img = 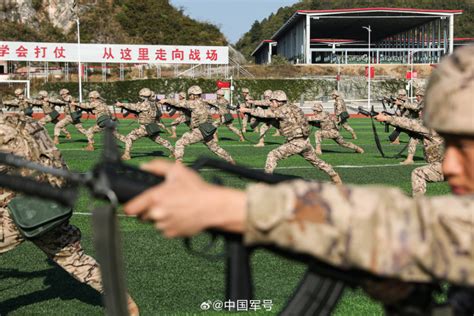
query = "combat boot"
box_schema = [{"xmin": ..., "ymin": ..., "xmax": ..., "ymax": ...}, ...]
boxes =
[
  {"xmin": 65, "ymin": 133, "xmax": 72, "ymax": 140},
  {"xmin": 400, "ymin": 158, "xmax": 414, "ymax": 165},
  {"xmin": 170, "ymin": 129, "xmax": 177, "ymax": 138},
  {"xmin": 239, "ymin": 135, "xmax": 245, "ymax": 142},
  {"xmin": 121, "ymin": 153, "xmax": 131, "ymax": 160},
  {"xmin": 331, "ymin": 174, "xmax": 343, "ymax": 185},
  {"xmin": 83, "ymin": 143, "xmax": 94, "ymax": 151},
  {"xmin": 253, "ymin": 139, "xmax": 265, "ymax": 147},
  {"xmin": 53, "ymin": 136, "xmax": 60, "ymax": 145},
  {"xmin": 356, "ymin": 147, "xmax": 364, "ymax": 154},
  {"xmin": 127, "ymin": 295, "xmax": 140, "ymax": 316},
  {"xmin": 351, "ymin": 132, "xmax": 357, "ymax": 140}
]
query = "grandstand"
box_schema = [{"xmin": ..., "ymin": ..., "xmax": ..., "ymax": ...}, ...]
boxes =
[{"xmin": 252, "ymin": 7, "xmax": 472, "ymax": 65}]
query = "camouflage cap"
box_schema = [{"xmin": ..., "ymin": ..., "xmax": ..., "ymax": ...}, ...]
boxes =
[
  {"xmin": 397, "ymin": 89, "xmax": 407, "ymax": 96},
  {"xmin": 312, "ymin": 102, "xmax": 323, "ymax": 112},
  {"xmin": 242, "ymin": 88, "xmax": 250, "ymax": 93},
  {"xmin": 139, "ymin": 88, "xmax": 152, "ymax": 98},
  {"xmin": 59, "ymin": 88, "xmax": 69, "ymax": 95},
  {"xmin": 188, "ymin": 85, "xmax": 202, "ymax": 95},
  {"xmin": 88, "ymin": 91, "xmax": 101, "ymax": 99},
  {"xmin": 178, "ymin": 91, "xmax": 186, "ymax": 98},
  {"xmin": 216, "ymin": 89, "xmax": 225, "ymax": 96},
  {"xmin": 38, "ymin": 90, "xmax": 48, "ymax": 98},
  {"xmin": 415, "ymin": 87, "xmax": 425, "ymax": 96},
  {"xmin": 270, "ymin": 90, "xmax": 287, "ymax": 102},
  {"xmin": 263, "ymin": 90, "xmax": 272, "ymax": 98},
  {"xmin": 14, "ymin": 88, "xmax": 23, "ymax": 95},
  {"xmin": 424, "ymin": 45, "xmax": 474, "ymax": 135}
]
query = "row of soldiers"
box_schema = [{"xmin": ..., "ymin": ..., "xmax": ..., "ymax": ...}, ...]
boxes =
[{"xmin": 2, "ymin": 81, "xmax": 438, "ymax": 193}]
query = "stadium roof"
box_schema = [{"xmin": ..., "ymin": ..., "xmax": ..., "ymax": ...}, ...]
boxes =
[{"xmin": 271, "ymin": 7, "xmax": 463, "ymax": 42}]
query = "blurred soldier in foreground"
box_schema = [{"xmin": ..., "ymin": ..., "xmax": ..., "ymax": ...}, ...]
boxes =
[
  {"xmin": 206, "ymin": 89, "xmax": 244, "ymax": 142},
  {"xmin": 160, "ymin": 86, "xmax": 235, "ymax": 163},
  {"xmin": 50, "ymin": 89, "xmax": 89, "ymax": 145},
  {"xmin": 169, "ymin": 92, "xmax": 190, "ymax": 138},
  {"xmin": 308, "ymin": 102, "xmax": 364, "ymax": 155},
  {"xmin": 397, "ymin": 88, "xmax": 425, "ymax": 164},
  {"xmin": 247, "ymin": 89, "xmax": 273, "ymax": 147},
  {"xmin": 116, "ymin": 88, "xmax": 175, "ymax": 160},
  {"xmin": 2, "ymin": 88, "xmax": 33, "ymax": 116},
  {"xmin": 0, "ymin": 113, "xmax": 139, "ymax": 315},
  {"xmin": 77, "ymin": 91, "xmax": 125, "ymax": 151},
  {"xmin": 26, "ymin": 90, "xmax": 71, "ymax": 140},
  {"xmin": 125, "ymin": 46, "xmax": 474, "ymax": 315},
  {"xmin": 240, "ymin": 90, "xmax": 341, "ymax": 183},
  {"xmin": 331, "ymin": 90, "xmax": 357, "ymax": 139}
]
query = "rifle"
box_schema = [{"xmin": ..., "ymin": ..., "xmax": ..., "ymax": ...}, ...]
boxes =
[{"xmin": 0, "ymin": 124, "xmax": 440, "ymax": 315}]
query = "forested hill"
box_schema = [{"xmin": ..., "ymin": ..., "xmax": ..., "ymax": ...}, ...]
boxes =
[
  {"xmin": 0, "ymin": 0, "xmax": 227, "ymax": 46},
  {"xmin": 236, "ymin": 0, "xmax": 474, "ymax": 59}
]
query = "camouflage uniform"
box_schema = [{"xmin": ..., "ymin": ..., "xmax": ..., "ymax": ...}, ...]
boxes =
[
  {"xmin": 26, "ymin": 91, "xmax": 71, "ymax": 139},
  {"xmin": 333, "ymin": 92, "xmax": 357, "ymax": 139},
  {"xmin": 2, "ymin": 89, "xmax": 33, "ymax": 116},
  {"xmin": 119, "ymin": 99, "xmax": 175, "ymax": 160},
  {"xmin": 386, "ymin": 115, "xmax": 444, "ymax": 196},
  {"xmin": 206, "ymin": 94, "xmax": 244, "ymax": 141},
  {"xmin": 240, "ymin": 89, "xmax": 255, "ymax": 133},
  {"xmin": 244, "ymin": 180, "xmax": 474, "ymax": 285},
  {"xmin": 400, "ymin": 94, "xmax": 425, "ymax": 164},
  {"xmin": 50, "ymin": 91, "xmax": 89, "ymax": 143},
  {"xmin": 309, "ymin": 106, "xmax": 364, "ymax": 155},
  {"xmin": 169, "ymin": 92, "xmax": 190, "ymax": 138},
  {"xmin": 163, "ymin": 90, "xmax": 234, "ymax": 163},
  {"xmin": 77, "ymin": 91, "xmax": 125, "ymax": 151},
  {"xmin": 248, "ymin": 90, "xmax": 273, "ymax": 147},
  {"xmin": 0, "ymin": 114, "xmax": 103, "ymax": 293},
  {"xmin": 248, "ymin": 91, "xmax": 341, "ymax": 183}
]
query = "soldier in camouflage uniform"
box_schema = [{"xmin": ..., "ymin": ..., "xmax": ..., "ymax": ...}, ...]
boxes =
[
  {"xmin": 77, "ymin": 91, "xmax": 126, "ymax": 151},
  {"xmin": 206, "ymin": 89, "xmax": 244, "ymax": 142},
  {"xmin": 241, "ymin": 90, "xmax": 342, "ymax": 183},
  {"xmin": 389, "ymin": 89, "xmax": 410, "ymax": 145},
  {"xmin": 116, "ymin": 88, "xmax": 175, "ymax": 160},
  {"xmin": 240, "ymin": 88, "xmax": 257, "ymax": 133},
  {"xmin": 50, "ymin": 88, "xmax": 89, "ymax": 145},
  {"xmin": 375, "ymin": 105, "xmax": 444, "ymax": 196},
  {"xmin": 331, "ymin": 90, "xmax": 357, "ymax": 139},
  {"xmin": 160, "ymin": 86, "xmax": 235, "ymax": 163},
  {"xmin": 0, "ymin": 113, "xmax": 139, "ymax": 315},
  {"xmin": 169, "ymin": 91, "xmax": 190, "ymax": 139},
  {"xmin": 397, "ymin": 88, "xmax": 425, "ymax": 165},
  {"xmin": 26, "ymin": 90, "xmax": 71, "ymax": 140},
  {"xmin": 247, "ymin": 89, "xmax": 273, "ymax": 147},
  {"xmin": 309, "ymin": 102, "xmax": 364, "ymax": 155},
  {"xmin": 125, "ymin": 46, "xmax": 474, "ymax": 315},
  {"xmin": 2, "ymin": 88, "xmax": 33, "ymax": 117}
]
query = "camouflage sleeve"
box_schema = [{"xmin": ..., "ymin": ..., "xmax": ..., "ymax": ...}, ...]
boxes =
[
  {"xmin": 2, "ymin": 100, "xmax": 19, "ymax": 107},
  {"xmin": 244, "ymin": 180, "xmax": 474, "ymax": 285},
  {"xmin": 122, "ymin": 101, "xmax": 146, "ymax": 112},
  {"xmin": 250, "ymin": 107, "xmax": 283, "ymax": 119},
  {"xmin": 26, "ymin": 99, "xmax": 43, "ymax": 106},
  {"xmin": 252, "ymin": 100, "xmax": 269, "ymax": 106},
  {"xmin": 163, "ymin": 99, "xmax": 188, "ymax": 109},
  {"xmin": 387, "ymin": 116, "xmax": 431, "ymax": 137},
  {"xmin": 401, "ymin": 102, "xmax": 419, "ymax": 111},
  {"xmin": 77, "ymin": 102, "xmax": 94, "ymax": 110}
]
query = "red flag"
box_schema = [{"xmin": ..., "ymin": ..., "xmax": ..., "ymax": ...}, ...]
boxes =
[{"xmin": 217, "ymin": 80, "xmax": 230, "ymax": 88}]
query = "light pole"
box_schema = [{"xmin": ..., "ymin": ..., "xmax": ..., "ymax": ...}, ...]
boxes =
[
  {"xmin": 363, "ymin": 25, "xmax": 372, "ymax": 109},
  {"xmin": 73, "ymin": 2, "xmax": 83, "ymax": 103}
]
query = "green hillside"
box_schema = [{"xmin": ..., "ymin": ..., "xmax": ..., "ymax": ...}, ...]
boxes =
[{"xmin": 236, "ymin": 0, "xmax": 474, "ymax": 59}]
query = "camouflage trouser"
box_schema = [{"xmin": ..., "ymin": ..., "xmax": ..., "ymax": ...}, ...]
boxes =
[
  {"xmin": 407, "ymin": 137, "xmax": 419, "ymax": 156},
  {"xmin": 40, "ymin": 114, "xmax": 69, "ymax": 136},
  {"xmin": 242, "ymin": 114, "xmax": 256, "ymax": 131},
  {"xmin": 265, "ymin": 138, "xmax": 339, "ymax": 179},
  {"xmin": 0, "ymin": 207, "xmax": 103, "ymax": 293},
  {"xmin": 53, "ymin": 115, "xmax": 88, "ymax": 137},
  {"xmin": 340, "ymin": 122, "xmax": 356, "ymax": 135},
  {"xmin": 124, "ymin": 125, "xmax": 174, "ymax": 156},
  {"xmin": 315, "ymin": 130, "xmax": 361, "ymax": 151},
  {"xmin": 259, "ymin": 123, "xmax": 270, "ymax": 140},
  {"xmin": 213, "ymin": 117, "xmax": 244, "ymax": 139},
  {"xmin": 175, "ymin": 128, "xmax": 234, "ymax": 163},
  {"xmin": 85, "ymin": 124, "xmax": 125, "ymax": 144},
  {"xmin": 171, "ymin": 115, "xmax": 187, "ymax": 127},
  {"xmin": 411, "ymin": 162, "xmax": 444, "ymax": 196}
]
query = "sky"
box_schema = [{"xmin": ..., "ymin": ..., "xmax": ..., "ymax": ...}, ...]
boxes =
[{"xmin": 169, "ymin": 0, "xmax": 300, "ymax": 44}]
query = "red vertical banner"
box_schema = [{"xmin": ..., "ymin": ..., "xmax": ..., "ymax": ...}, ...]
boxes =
[{"xmin": 365, "ymin": 66, "xmax": 375, "ymax": 79}]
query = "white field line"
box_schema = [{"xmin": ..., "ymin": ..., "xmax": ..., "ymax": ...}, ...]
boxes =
[{"xmin": 75, "ymin": 212, "xmax": 135, "ymax": 217}]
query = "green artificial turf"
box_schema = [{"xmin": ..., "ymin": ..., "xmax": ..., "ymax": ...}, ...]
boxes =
[{"xmin": 0, "ymin": 118, "xmax": 449, "ymax": 315}]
